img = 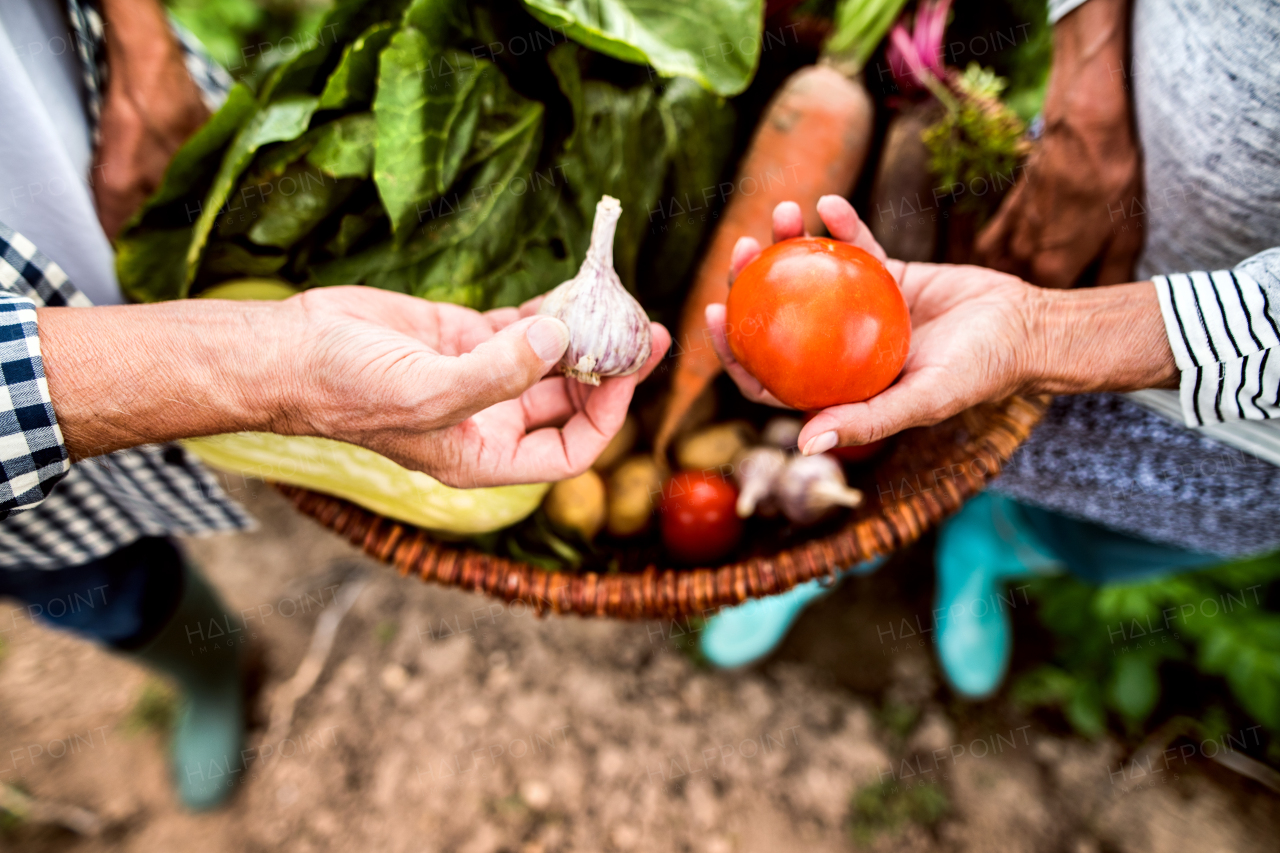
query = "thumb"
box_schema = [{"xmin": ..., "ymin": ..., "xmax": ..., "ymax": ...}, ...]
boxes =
[{"xmin": 436, "ymin": 315, "xmax": 569, "ymax": 419}]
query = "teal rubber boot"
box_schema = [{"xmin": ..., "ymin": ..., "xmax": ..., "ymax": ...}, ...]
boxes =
[
  {"xmin": 700, "ymin": 558, "xmax": 884, "ymax": 669},
  {"xmin": 934, "ymin": 493, "xmax": 1062, "ymax": 698},
  {"xmin": 125, "ymin": 564, "xmax": 245, "ymax": 810}
]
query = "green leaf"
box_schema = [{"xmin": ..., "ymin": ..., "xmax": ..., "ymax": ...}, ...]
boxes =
[
  {"xmin": 549, "ymin": 46, "xmax": 669, "ymax": 291},
  {"xmin": 1065, "ymin": 682, "xmax": 1107, "ymax": 739},
  {"xmin": 374, "ymin": 32, "xmax": 492, "ymax": 240},
  {"xmin": 115, "ymin": 228, "xmax": 193, "ymax": 303},
  {"xmin": 644, "ymin": 75, "xmax": 735, "ymax": 302},
  {"xmin": 184, "ymin": 95, "xmax": 320, "ymax": 294},
  {"xmin": 247, "ymin": 164, "xmax": 360, "ymax": 249},
  {"xmin": 318, "ymin": 22, "xmax": 397, "ymax": 110},
  {"xmin": 306, "ymin": 112, "xmax": 377, "ymax": 179},
  {"xmin": 520, "ymin": 0, "xmax": 765, "ymax": 96},
  {"xmin": 1108, "ymin": 654, "xmax": 1161, "ymax": 725},
  {"xmin": 318, "ymin": 92, "xmax": 545, "ymax": 304},
  {"xmin": 125, "ymin": 83, "xmax": 258, "ymax": 230},
  {"xmin": 200, "ymin": 240, "xmax": 290, "ymax": 280},
  {"xmin": 262, "ymin": 0, "xmax": 414, "ymax": 101},
  {"xmin": 324, "ymin": 203, "xmax": 386, "ymax": 258}
]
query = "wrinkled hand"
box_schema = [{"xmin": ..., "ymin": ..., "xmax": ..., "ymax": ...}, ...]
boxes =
[
  {"xmin": 707, "ymin": 197, "xmax": 1038, "ymax": 454},
  {"xmin": 94, "ymin": 0, "xmax": 211, "ymax": 237},
  {"xmin": 286, "ymin": 287, "xmax": 669, "ymax": 488},
  {"xmin": 971, "ymin": 0, "xmax": 1141, "ymax": 288}
]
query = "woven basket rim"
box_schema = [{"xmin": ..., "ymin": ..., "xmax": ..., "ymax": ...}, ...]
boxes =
[{"xmin": 273, "ymin": 395, "xmax": 1049, "ymax": 620}]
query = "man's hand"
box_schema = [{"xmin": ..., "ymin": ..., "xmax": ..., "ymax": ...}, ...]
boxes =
[
  {"xmin": 93, "ymin": 0, "xmax": 211, "ymax": 238},
  {"xmin": 972, "ymin": 0, "xmax": 1142, "ymax": 288},
  {"xmin": 706, "ymin": 196, "xmax": 1176, "ymax": 455},
  {"xmin": 287, "ymin": 288, "xmax": 670, "ymax": 487},
  {"xmin": 38, "ymin": 288, "xmax": 670, "ymax": 488}
]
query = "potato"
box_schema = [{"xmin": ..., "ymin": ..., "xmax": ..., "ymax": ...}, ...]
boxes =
[
  {"xmin": 607, "ymin": 455, "xmax": 663, "ymax": 537},
  {"xmin": 674, "ymin": 422, "xmax": 756, "ymax": 472},
  {"xmin": 543, "ymin": 470, "xmax": 606, "ymax": 541}
]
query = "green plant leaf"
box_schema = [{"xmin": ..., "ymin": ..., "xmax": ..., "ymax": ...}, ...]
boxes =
[
  {"xmin": 247, "ymin": 164, "xmax": 361, "ymax": 249},
  {"xmin": 126, "ymin": 83, "xmax": 258, "ymax": 230},
  {"xmin": 115, "ymin": 228, "xmax": 194, "ymax": 303},
  {"xmin": 314, "ymin": 87, "xmax": 545, "ymax": 304},
  {"xmin": 318, "ymin": 21, "xmax": 397, "ymax": 110},
  {"xmin": 261, "ymin": 0, "xmax": 414, "ymax": 101},
  {"xmin": 520, "ymin": 0, "xmax": 765, "ymax": 96},
  {"xmin": 200, "ymin": 240, "xmax": 290, "ymax": 280},
  {"xmin": 1108, "ymin": 654, "xmax": 1161, "ymax": 725},
  {"xmin": 306, "ymin": 112, "xmax": 377, "ymax": 179},
  {"xmin": 374, "ymin": 31, "xmax": 492, "ymax": 240},
  {"xmin": 184, "ymin": 95, "xmax": 321, "ymax": 293}
]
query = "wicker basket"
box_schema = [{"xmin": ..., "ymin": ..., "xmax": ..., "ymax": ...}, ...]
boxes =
[{"xmin": 273, "ymin": 395, "xmax": 1048, "ymax": 619}]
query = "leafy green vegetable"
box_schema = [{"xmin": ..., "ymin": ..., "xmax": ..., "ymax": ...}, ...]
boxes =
[
  {"xmin": 374, "ymin": 40, "xmax": 491, "ymax": 240},
  {"xmin": 185, "ymin": 95, "xmax": 321, "ymax": 291},
  {"xmin": 1014, "ymin": 549, "xmax": 1280, "ymax": 748},
  {"xmin": 306, "ymin": 111, "xmax": 377, "ymax": 178},
  {"xmin": 318, "ymin": 21, "xmax": 397, "ymax": 110},
  {"xmin": 124, "ymin": 0, "xmax": 750, "ymax": 314},
  {"xmin": 520, "ymin": 0, "xmax": 765, "ymax": 96},
  {"xmin": 922, "ymin": 64, "xmax": 1028, "ymax": 217},
  {"xmin": 115, "ymin": 229, "xmax": 194, "ymax": 304}
]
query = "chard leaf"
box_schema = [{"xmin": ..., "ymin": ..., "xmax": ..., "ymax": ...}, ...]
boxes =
[
  {"xmin": 644, "ymin": 76, "xmax": 735, "ymax": 302},
  {"xmin": 374, "ymin": 35, "xmax": 492, "ymax": 241},
  {"xmin": 520, "ymin": 0, "xmax": 765, "ymax": 96},
  {"xmin": 325, "ymin": 203, "xmax": 385, "ymax": 258},
  {"xmin": 548, "ymin": 44, "xmax": 667, "ymax": 292},
  {"xmin": 125, "ymin": 84, "xmax": 258, "ymax": 230},
  {"xmin": 318, "ymin": 22, "xmax": 397, "ymax": 110},
  {"xmin": 200, "ymin": 241, "xmax": 290, "ymax": 280},
  {"xmin": 306, "ymin": 112, "xmax": 377, "ymax": 179},
  {"xmin": 247, "ymin": 164, "xmax": 360, "ymax": 249},
  {"xmin": 184, "ymin": 95, "xmax": 320, "ymax": 294},
  {"xmin": 115, "ymin": 228, "xmax": 192, "ymax": 303},
  {"xmin": 313, "ymin": 92, "xmax": 544, "ymax": 303},
  {"xmin": 262, "ymin": 0, "xmax": 413, "ymax": 101}
]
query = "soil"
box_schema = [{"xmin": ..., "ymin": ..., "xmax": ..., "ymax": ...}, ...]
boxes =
[{"xmin": 2, "ymin": 479, "xmax": 1277, "ymax": 852}]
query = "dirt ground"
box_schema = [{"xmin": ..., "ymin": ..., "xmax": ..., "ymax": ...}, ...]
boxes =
[{"xmin": 2, "ymin": 478, "xmax": 1277, "ymax": 852}]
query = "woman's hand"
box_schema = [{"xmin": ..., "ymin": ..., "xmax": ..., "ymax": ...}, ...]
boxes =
[
  {"xmin": 705, "ymin": 196, "xmax": 1175, "ymax": 456},
  {"xmin": 40, "ymin": 288, "xmax": 669, "ymax": 488},
  {"xmin": 971, "ymin": 0, "xmax": 1142, "ymax": 288},
  {"xmin": 286, "ymin": 287, "xmax": 669, "ymax": 487}
]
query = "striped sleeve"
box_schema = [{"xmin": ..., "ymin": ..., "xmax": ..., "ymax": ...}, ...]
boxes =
[{"xmin": 1153, "ymin": 258, "xmax": 1280, "ymax": 427}]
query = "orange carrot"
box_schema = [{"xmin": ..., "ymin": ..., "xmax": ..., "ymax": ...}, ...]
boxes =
[{"xmin": 654, "ymin": 65, "xmax": 874, "ymax": 459}]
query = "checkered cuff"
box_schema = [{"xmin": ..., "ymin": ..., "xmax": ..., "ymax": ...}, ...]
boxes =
[{"xmin": 0, "ymin": 295, "xmax": 69, "ymax": 518}]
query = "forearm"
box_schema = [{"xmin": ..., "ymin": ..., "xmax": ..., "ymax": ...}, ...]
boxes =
[
  {"xmin": 38, "ymin": 301, "xmax": 303, "ymax": 459},
  {"xmin": 1027, "ymin": 281, "xmax": 1178, "ymax": 395},
  {"xmin": 1046, "ymin": 0, "xmax": 1131, "ymax": 137}
]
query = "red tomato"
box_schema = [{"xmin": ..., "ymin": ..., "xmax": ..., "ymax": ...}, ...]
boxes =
[
  {"xmin": 802, "ymin": 413, "xmax": 891, "ymax": 463},
  {"xmin": 660, "ymin": 472, "xmax": 743, "ymax": 564},
  {"xmin": 725, "ymin": 237, "xmax": 910, "ymax": 411}
]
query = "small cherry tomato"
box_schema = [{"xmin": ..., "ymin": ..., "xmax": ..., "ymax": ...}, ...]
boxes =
[
  {"xmin": 660, "ymin": 472, "xmax": 743, "ymax": 564},
  {"xmin": 726, "ymin": 237, "xmax": 910, "ymax": 410},
  {"xmin": 803, "ymin": 413, "xmax": 891, "ymax": 463}
]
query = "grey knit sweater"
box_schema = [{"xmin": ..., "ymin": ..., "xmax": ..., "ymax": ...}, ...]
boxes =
[{"xmin": 992, "ymin": 0, "xmax": 1280, "ymax": 556}]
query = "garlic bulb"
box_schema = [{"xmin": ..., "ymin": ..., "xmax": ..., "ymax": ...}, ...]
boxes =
[
  {"xmin": 776, "ymin": 453, "xmax": 863, "ymax": 525},
  {"xmin": 732, "ymin": 446, "xmax": 787, "ymax": 518},
  {"xmin": 539, "ymin": 195, "xmax": 652, "ymax": 385},
  {"xmin": 761, "ymin": 416, "xmax": 803, "ymax": 450}
]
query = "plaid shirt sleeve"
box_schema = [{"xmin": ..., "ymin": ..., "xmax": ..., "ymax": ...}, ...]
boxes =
[{"xmin": 0, "ymin": 226, "xmax": 91, "ymax": 519}]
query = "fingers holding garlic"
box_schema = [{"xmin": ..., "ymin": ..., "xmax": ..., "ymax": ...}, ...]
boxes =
[{"xmin": 539, "ymin": 195, "xmax": 653, "ymax": 386}]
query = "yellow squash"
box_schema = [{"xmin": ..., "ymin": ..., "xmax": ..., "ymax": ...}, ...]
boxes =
[{"xmin": 184, "ymin": 279, "xmax": 548, "ymax": 534}]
